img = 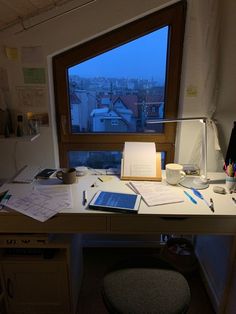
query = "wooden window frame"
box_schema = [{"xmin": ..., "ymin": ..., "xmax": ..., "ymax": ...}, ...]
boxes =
[{"xmin": 53, "ymin": 1, "xmax": 186, "ymax": 167}]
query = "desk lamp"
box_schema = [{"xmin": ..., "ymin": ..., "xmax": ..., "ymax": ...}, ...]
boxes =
[{"xmin": 146, "ymin": 117, "xmax": 209, "ymax": 189}]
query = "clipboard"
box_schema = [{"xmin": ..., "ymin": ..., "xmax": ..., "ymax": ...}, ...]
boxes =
[{"xmin": 120, "ymin": 152, "xmax": 162, "ymax": 181}]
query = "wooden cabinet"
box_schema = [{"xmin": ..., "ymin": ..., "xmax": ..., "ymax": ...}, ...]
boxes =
[
  {"xmin": 0, "ymin": 274, "xmax": 7, "ymax": 314},
  {"xmin": 0, "ymin": 234, "xmax": 83, "ymax": 314}
]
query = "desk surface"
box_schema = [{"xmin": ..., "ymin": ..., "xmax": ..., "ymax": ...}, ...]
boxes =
[{"xmin": 0, "ymin": 172, "xmax": 235, "ymax": 235}]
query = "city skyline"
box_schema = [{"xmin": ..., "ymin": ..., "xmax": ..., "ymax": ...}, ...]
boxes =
[{"xmin": 68, "ymin": 26, "xmax": 168, "ymax": 85}]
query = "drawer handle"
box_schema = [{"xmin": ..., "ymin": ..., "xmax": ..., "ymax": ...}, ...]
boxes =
[{"xmin": 160, "ymin": 217, "xmax": 188, "ymax": 221}]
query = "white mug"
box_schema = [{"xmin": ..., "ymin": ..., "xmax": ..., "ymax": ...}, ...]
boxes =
[{"xmin": 165, "ymin": 163, "xmax": 186, "ymax": 185}]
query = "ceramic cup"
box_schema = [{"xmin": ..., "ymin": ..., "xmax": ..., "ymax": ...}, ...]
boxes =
[
  {"xmin": 165, "ymin": 163, "xmax": 186, "ymax": 185},
  {"xmin": 225, "ymin": 175, "xmax": 236, "ymax": 192},
  {"xmin": 56, "ymin": 168, "xmax": 77, "ymax": 184}
]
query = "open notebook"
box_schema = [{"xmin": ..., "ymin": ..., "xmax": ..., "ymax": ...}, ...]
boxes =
[{"xmin": 129, "ymin": 181, "xmax": 184, "ymax": 206}]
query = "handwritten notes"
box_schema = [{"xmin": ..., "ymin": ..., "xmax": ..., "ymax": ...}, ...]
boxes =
[{"xmin": 129, "ymin": 181, "xmax": 184, "ymax": 206}]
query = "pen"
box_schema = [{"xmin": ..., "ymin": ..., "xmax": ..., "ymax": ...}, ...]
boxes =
[
  {"xmin": 210, "ymin": 198, "xmax": 214, "ymax": 212},
  {"xmin": 191, "ymin": 188, "xmax": 212, "ymax": 211},
  {"xmin": 0, "ymin": 193, "xmax": 11, "ymax": 206},
  {"xmin": 184, "ymin": 191, "xmax": 197, "ymax": 204},
  {"xmin": 232, "ymin": 197, "xmax": 236, "ymax": 204},
  {"xmin": 0, "ymin": 190, "xmax": 9, "ymax": 202},
  {"xmin": 83, "ymin": 190, "xmax": 88, "ymax": 205}
]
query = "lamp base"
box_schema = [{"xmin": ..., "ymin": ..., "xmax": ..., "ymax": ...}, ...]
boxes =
[{"xmin": 179, "ymin": 176, "xmax": 209, "ymax": 190}]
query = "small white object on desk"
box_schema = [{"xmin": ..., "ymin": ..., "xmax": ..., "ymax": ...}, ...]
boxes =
[
  {"xmin": 213, "ymin": 186, "xmax": 226, "ymax": 194},
  {"xmin": 76, "ymin": 166, "xmax": 88, "ymax": 176}
]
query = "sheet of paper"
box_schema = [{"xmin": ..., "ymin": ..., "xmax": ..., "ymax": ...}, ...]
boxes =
[
  {"xmin": 129, "ymin": 181, "xmax": 184, "ymax": 206},
  {"xmin": 5, "ymin": 186, "xmax": 72, "ymax": 222},
  {"xmin": 23, "ymin": 67, "xmax": 46, "ymax": 84},
  {"xmin": 123, "ymin": 142, "xmax": 156, "ymax": 177},
  {"xmin": 5, "ymin": 47, "xmax": 18, "ymax": 60},
  {"xmin": 21, "ymin": 46, "xmax": 44, "ymax": 64},
  {"xmin": 16, "ymin": 86, "xmax": 47, "ymax": 111}
]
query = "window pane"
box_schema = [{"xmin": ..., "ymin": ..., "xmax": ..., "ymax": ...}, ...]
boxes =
[
  {"xmin": 68, "ymin": 151, "xmax": 122, "ymax": 170},
  {"xmin": 68, "ymin": 151, "xmax": 166, "ymax": 170},
  {"xmin": 68, "ymin": 26, "xmax": 168, "ymax": 134}
]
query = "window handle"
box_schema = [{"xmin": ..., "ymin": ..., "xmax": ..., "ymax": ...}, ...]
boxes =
[{"xmin": 61, "ymin": 115, "xmax": 67, "ymax": 135}]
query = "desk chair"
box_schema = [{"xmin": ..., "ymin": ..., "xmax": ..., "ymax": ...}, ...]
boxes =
[{"xmin": 102, "ymin": 267, "xmax": 190, "ymax": 314}]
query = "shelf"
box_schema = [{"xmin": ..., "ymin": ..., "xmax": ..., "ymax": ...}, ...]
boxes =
[{"xmin": 0, "ymin": 133, "xmax": 40, "ymax": 142}]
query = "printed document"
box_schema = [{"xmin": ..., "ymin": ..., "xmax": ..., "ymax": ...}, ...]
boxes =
[
  {"xmin": 129, "ymin": 181, "xmax": 184, "ymax": 206},
  {"xmin": 5, "ymin": 185, "xmax": 72, "ymax": 222},
  {"xmin": 123, "ymin": 142, "xmax": 156, "ymax": 177}
]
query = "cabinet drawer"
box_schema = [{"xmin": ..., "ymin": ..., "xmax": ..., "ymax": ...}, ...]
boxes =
[{"xmin": 109, "ymin": 215, "xmax": 236, "ymax": 234}]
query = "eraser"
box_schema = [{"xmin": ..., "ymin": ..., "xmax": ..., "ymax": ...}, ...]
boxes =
[{"xmin": 213, "ymin": 186, "xmax": 226, "ymax": 194}]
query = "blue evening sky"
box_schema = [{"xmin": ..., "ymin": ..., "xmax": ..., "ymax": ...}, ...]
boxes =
[{"xmin": 68, "ymin": 26, "xmax": 168, "ymax": 85}]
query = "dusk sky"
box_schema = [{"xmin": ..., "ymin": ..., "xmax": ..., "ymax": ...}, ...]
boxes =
[{"xmin": 68, "ymin": 26, "xmax": 168, "ymax": 85}]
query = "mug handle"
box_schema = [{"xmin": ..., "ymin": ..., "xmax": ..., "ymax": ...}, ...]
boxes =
[
  {"xmin": 179, "ymin": 171, "xmax": 186, "ymax": 182},
  {"xmin": 56, "ymin": 171, "xmax": 63, "ymax": 180}
]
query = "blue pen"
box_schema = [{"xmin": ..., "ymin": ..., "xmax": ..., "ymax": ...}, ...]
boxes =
[
  {"xmin": 191, "ymin": 188, "xmax": 211, "ymax": 208},
  {"xmin": 184, "ymin": 191, "xmax": 197, "ymax": 204}
]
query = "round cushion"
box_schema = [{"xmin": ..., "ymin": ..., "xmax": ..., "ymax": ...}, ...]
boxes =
[{"xmin": 102, "ymin": 268, "xmax": 191, "ymax": 314}]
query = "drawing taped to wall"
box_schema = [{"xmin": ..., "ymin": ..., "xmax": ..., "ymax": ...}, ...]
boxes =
[{"xmin": 16, "ymin": 86, "xmax": 47, "ymax": 111}]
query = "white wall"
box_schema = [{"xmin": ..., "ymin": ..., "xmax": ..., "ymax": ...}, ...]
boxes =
[
  {"xmin": 0, "ymin": 0, "xmax": 179, "ymax": 179},
  {"xmin": 195, "ymin": 1, "xmax": 236, "ymax": 312}
]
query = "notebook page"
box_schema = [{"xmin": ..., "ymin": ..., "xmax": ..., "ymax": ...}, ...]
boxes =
[
  {"xmin": 129, "ymin": 181, "xmax": 184, "ymax": 206},
  {"xmin": 123, "ymin": 142, "xmax": 156, "ymax": 177}
]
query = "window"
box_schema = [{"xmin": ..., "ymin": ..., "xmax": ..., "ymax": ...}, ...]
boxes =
[{"xmin": 53, "ymin": 1, "xmax": 186, "ymax": 169}]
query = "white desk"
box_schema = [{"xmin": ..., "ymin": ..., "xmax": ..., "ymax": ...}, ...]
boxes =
[
  {"xmin": 0, "ymin": 172, "xmax": 235, "ymax": 235},
  {"xmin": 1, "ymin": 172, "xmax": 235, "ymax": 314}
]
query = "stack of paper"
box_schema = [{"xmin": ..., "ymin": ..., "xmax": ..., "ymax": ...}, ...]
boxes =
[
  {"xmin": 4, "ymin": 185, "xmax": 72, "ymax": 222},
  {"xmin": 129, "ymin": 181, "xmax": 184, "ymax": 206}
]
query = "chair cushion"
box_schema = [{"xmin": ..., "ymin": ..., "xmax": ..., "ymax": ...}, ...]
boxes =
[{"xmin": 102, "ymin": 268, "xmax": 191, "ymax": 314}]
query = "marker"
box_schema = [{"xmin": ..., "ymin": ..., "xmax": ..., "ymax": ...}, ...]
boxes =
[
  {"xmin": 0, "ymin": 190, "xmax": 9, "ymax": 202},
  {"xmin": 184, "ymin": 191, "xmax": 197, "ymax": 204},
  {"xmin": 83, "ymin": 190, "xmax": 88, "ymax": 205},
  {"xmin": 232, "ymin": 197, "xmax": 236, "ymax": 204},
  {"xmin": 210, "ymin": 198, "xmax": 214, "ymax": 212},
  {"xmin": 0, "ymin": 193, "xmax": 11, "ymax": 206}
]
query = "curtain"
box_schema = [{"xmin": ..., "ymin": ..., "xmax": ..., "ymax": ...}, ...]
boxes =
[{"xmin": 177, "ymin": 0, "xmax": 224, "ymax": 172}]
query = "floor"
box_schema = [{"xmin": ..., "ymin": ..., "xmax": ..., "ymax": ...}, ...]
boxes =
[{"xmin": 77, "ymin": 247, "xmax": 216, "ymax": 314}]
